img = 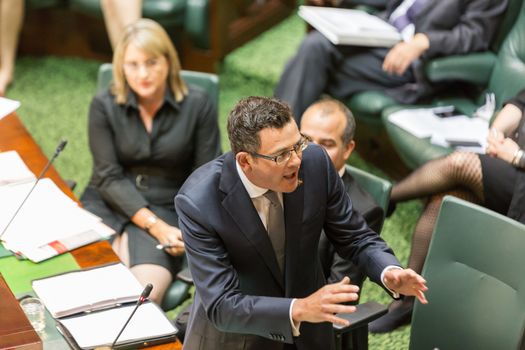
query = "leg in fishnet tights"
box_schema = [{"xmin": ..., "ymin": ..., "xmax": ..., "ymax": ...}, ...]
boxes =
[{"xmin": 391, "ymin": 151, "xmax": 485, "ymax": 204}]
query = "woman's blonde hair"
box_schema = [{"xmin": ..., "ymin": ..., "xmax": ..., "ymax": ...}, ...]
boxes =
[{"xmin": 111, "ymin": 18, "xmax": 188, "ymax": 104}]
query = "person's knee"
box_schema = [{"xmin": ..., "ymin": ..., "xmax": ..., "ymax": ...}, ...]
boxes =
[
  {"xmin": 446, "ymin": 151, "xmax": 471, "ymax": 177},
  {"xmin": 300, "ymin": 30, "xmax": 333, "ymax": 56}
]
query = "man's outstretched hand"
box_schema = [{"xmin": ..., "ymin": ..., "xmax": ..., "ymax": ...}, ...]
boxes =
[
  {"xmin": 292, "ymin": 276, "xmax": 359, "ymax": 327},
  {"xmin": 383, "ymin": 268, "xmax": 428, "ymax": 304}
]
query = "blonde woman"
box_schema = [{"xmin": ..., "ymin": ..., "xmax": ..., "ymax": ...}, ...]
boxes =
[{"xmin": 81, "ymin": 19, "xmax": 221, "ymax": 303}]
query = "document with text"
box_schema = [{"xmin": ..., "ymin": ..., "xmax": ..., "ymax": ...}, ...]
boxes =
[{"xmin": 298, "ymin": 6, "xmax": 401, "ymax": 47}]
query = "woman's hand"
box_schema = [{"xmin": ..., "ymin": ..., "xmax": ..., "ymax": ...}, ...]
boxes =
[
  {"xmin": 149, "ymin": 221, "xmax": 185, "ymax": 256},
  {"xmin": 486, "ymin": 130, "xmax": 520, "ymax": 163}
]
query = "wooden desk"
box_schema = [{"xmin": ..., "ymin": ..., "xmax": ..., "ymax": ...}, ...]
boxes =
[{"xmin": 0, "ymin": 113, "xmax": 182, "ymax": 350}]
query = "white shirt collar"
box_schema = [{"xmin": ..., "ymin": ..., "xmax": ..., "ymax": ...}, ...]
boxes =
[
  {"xmin": 338, "ymin": 166, "xmax": 346, "ymax": 178},
  {"xmin": 236, "ymin": 160, "xmax": 268, "ymax": 198}
]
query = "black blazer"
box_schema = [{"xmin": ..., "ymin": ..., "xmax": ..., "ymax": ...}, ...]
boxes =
[
  {"xmin": 175, "ymin": 144, "xmax": 400, "ymax": 350},
  {"xmin": 318, "ymin": 171, "xmax": 384, "ymax": 285}
]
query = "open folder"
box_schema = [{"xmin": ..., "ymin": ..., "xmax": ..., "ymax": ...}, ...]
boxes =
[
  {"xmin": 32, "ymin": 263, "xmax": 177, "ymax": 349},
  {"xmin": 298, "ymin": 6, "xmax": 401, "ymax": 47}
]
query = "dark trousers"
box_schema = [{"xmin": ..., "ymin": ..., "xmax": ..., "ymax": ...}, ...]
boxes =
[{"xmin": 275, "ymin": 31, "xmax": 415, "ymax": 121}]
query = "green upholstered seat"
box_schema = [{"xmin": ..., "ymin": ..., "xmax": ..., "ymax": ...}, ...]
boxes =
[
  {"xmin": 383, "ymin": 0, "xmax": 525, "ymax": 170},
  {"xmin": 96, "ymin": 63, "xmax": 219, "ymax": 311},
  {"xmin": 409, "ymin": 196, "xmax": 525, "ymax": 349},
  {"xmin": 70, "ymin": 0, "xmax": 210, "ymax": 50},
  {"xmin": 345, "ymin": 164, "xmax": 391, "ymax": 217},
  {"xmin": 346, "ymin": 0, "xmax": 523, "ymax": 128}
]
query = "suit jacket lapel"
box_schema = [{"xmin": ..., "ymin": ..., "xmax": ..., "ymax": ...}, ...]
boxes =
[{"xmin": 219, "ymin": 153, "xmax": 284, "ymax": 290}]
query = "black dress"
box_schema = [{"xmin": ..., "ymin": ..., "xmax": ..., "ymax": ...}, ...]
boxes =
[
  {"xmin": 479, "ymin": 89, "xmax": 525, "ymax": 223},
  {"xmin": 80, "ymin": 85, "xmax": 222, "ymax": 273}
]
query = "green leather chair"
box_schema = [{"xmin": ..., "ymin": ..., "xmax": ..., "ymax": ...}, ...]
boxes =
[
  {"xmin": 409, "ymin": 196, "xmax": 525, "ymax": 350},
  {"xmin": 382, "ymin": 0, "xmax": 525, "ymax": 170},
  {"xmin": 96, "ymin": 63, "xmax": 219, "ymax": 311},
  {"xmin": 346, "ymin": 0, "xmax": 523, "ymax": 129},
  {"xmin": 69, "ymin": 0, "xmax": 210, "ymax": 50},
  {"xmin": 345, "ymin": 164, "xmax": 392, "ymax": 218}
]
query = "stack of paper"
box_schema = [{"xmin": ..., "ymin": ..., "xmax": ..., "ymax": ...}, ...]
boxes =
[
  {"xmin": 298, "ymin": 6, "xmax": 401, "ymax": 47},
  {"xmin": 0, "ymin": 151, "xmax": 114, "ymax": 262},
  {"xmin": 0, "ymin": 97, "xmax": 20, "ymax": 120},
  {"xmin": 0, "ymin": 151, "xmax": 36, "ymax": 186},
  {"xmin": 33, "ymin": 263, "xmax": 177, "ymax": 349},
  {"xmin": 388, "ymin": 108, "xmax": 489, "ymax": 153}
]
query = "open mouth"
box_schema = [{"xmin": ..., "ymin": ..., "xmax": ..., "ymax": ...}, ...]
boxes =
[{"xmin": 283, "ymin": 171, "xmax": 297, "ymax": 180}]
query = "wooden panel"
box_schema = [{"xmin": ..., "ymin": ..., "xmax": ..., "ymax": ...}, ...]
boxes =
[{"xmin": 0, "ymin": 275, "xmax": 42, "ymax": 350}]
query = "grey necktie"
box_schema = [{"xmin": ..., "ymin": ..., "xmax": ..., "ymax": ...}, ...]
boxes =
[{"xmin": 263, "ymin": 190, "xmax": 285, "ymax": 272}]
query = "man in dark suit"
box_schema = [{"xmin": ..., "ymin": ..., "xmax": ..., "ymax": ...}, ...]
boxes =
[
  {"xmin": 300, "ymin": 98, "xmax": 384, "ymax": 289},
  {"xmin": 175, "ymin": 96, "xmax": 427, "ymax": 350},
  {"xmin": 275, "ymin": 0, "xmax": 508, "ymax": 120}
]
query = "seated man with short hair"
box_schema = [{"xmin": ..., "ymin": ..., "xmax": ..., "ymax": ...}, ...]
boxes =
[{"xmin": 301, "ymin": 98, "xmax": 384, "ymax": 290}]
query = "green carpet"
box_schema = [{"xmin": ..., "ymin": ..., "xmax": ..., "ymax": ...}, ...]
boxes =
[
  {"xmin": 0, "ymin": 253, "xmax": 79, "ymax": 295},
  {"xmin": 2, "ymin": 10, "xmax": 421, "ymax": 349}
]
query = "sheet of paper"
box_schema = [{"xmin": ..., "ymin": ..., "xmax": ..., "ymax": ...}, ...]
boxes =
[
  {"xmin": 0, "ymin": 179, "xmax": 102, "ymax": 248},
  {"xmin": 58, "ymin": 302, "xmax": 177, "ymax": 349},
  {"xmin": 33, "ymin": 263, "xmax": 144, "ymax": 318},
  {"xmin": 0, "ymin": 151, "xmax": 36, "ymax": 186},
  {"xmin": 388, "ymin": 108, "xmax": 489, "ymax": 152},
  {"xmin": 0, "ymin": 97, "xmax": 20, "ymax": 120},
  {"xmin": 298, "ymin": 6, "xmax": 401, "ymax": 47}
]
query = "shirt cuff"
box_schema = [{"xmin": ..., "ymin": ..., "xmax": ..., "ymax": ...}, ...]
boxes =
[
  {"xmin": 381, "ymin": 265, "xmax": 403, "ymax": 299},
  {"xmin": 289, "ymin": 299, "xmax": 301, "ymax": 337}
]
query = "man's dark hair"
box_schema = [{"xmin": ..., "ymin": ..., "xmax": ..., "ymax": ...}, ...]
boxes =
[
  {"xmin": 315, "ymin": 98, "xmax": 356, "ymax": 146},
  {"xmin": 227, "ymin": 96, "xmax": 294, "ymax": 154}
]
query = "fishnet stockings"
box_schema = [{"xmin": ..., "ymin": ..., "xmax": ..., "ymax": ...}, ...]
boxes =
[
  {"xmin": 391, "ymin": 151, "xmax": 485, "ymax": 204},
  {"xmin": 392, "ymin": 152, "xmax": 486, "ymax": 296},
  {"xmin": 407, "ymin": 190, "xmax": 482, "ymax": 275}
]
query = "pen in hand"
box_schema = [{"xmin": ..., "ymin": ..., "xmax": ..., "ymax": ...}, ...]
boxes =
[{"xmin": 156, "ymin": 243, "xmax": 177, "ymax": 250}]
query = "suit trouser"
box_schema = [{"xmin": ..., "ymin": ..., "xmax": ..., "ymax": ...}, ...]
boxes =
[{"xmin": 275, "ymin": 31, "xmax": 414, "ymax": 121}]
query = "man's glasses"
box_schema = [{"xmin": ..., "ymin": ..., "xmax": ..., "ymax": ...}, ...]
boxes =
[
  {"xmin": 251, "ymin": 134, "xmax": 310, "ymax": 165},
  {"xmin": 123, "ymin": 58, "xmax": 162, "ymax": 75}
]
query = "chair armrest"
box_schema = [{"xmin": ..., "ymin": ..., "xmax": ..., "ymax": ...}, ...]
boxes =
[
  {"xmin": 184, "ymin": 0, "xmax": 210, "ymax": 49},
  {"xmin": 176, "ymin": 267, "xmax": 193, "ymax": 284},
  {"xmin": 424, "ymin": 52, "xmax": 497, "ymax": 86},
  {"xmin": 333, "ymin": 301, "xmax": 387, "ymax": 334}
]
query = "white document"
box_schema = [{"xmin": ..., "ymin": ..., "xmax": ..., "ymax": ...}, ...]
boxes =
[
  {"xmin": 0, "ymin": 150, "xmax": 36, "ymax": 186},
  {"xmin": 298, "ymin": 6, "xmax": 401, "ymax": 47},
  {"xmin": 57, "ymin": 302, "xmax": 177, "ymax": 349},
  {"xmin": 388, "ymin": 108, "xmax": 489, "ymax": 152},
  {"xmin": 33, "ymin": 263, "xmax": 144, "ymax": 318},
  {"xmin": 0, "ymin": 96, "xmax": 20, "ymax": 120},
  {"xmin": 0, "ymin": 178, "xmax": 115, "ymax": 262}
]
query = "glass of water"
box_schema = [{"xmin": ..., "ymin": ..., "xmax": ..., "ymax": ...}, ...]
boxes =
[{"xmin": 20, "ymin": 297, "xmax": 46, "ymax": 332}]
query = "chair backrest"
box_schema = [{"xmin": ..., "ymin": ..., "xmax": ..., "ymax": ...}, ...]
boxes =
[
  {"xmin": 96, "ymin": 63, "xmax": 219, "ymax": 108},
  {"xmin": 487, "ymin": 0, "xmax": 525, "ymax": 110},
  {"xmin": 410, "ymin": 196, "xmax": 525, "ymax": 350},
  {"xmin": 345, "ymin": 164, "xmax": 392, "ymax": 216},
  {"xmin": 490, "ymin": 0, "xmax": 523, "ymax": 52}
]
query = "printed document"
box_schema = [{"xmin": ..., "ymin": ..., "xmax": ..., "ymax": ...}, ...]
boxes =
[{"xmin": 298, "ymin": 6, "xmax": 401, "ymax": 47}]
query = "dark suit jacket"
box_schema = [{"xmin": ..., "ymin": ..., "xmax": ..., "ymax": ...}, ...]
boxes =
[
  {"xmin": 384, "ymin": 0, "xmax": 508, "ymax": 102},
  {"xmin": 318, "ymin": 171, "xmax": 384, "ymax": 285},
  {"xmin": 175, "ymin": 144, "xmax": 400, "ymax": 350}
]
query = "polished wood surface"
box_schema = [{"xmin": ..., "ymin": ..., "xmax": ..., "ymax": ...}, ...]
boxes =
[
  {"xmin": 0, "ymin": 113, "xmax": 182, "ymax": 349},
  {"xmin": 0, "ymin": 275, "xmax": 42, "ymax": 350}
]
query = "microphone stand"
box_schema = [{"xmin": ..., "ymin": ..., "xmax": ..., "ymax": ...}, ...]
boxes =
[
  {"xmin": 110, "ymin": 283, "xmax": 153, "ymax": 349},
  {"xmin": 0, "ymin": 139, "xmax": 68, "ymax": 241}
]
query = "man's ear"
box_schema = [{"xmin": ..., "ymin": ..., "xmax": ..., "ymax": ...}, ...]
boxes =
[
  {"xmin": 236, "ymin": 152, "xmax": 252, "ymax": 172},
  {"xmin": 343, "ymin": 140, "xmax": 356, "ymax": 161}
]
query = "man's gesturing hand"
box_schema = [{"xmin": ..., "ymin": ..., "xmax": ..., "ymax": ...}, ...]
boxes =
[
  {"xmin": 383, "ymin": 268, "xmax": 428, "ymax": 304},
  {"xmin": 292, "ymin": 277, "xmax": 359, "ymax": 327}
]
